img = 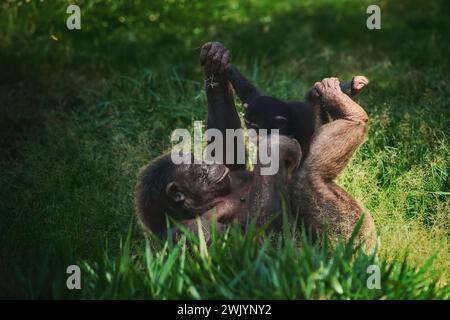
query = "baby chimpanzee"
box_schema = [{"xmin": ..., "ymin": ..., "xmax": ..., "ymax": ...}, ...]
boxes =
[
  {"xmin": 242, "ymin": 76, "xmax": 367, "ymax": 157},
  {"xmin": 201, "ymin": 42, "xmax": 368, "ymax": 156}
]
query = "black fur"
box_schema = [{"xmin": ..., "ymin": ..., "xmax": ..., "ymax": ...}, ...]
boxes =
[{"xmin": 244, "ymin": 96, "xmax": 316, "ymax": 156}]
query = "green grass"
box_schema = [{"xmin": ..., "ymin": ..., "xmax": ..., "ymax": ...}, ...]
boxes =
[
  {"xmin": 0, "ymin": 0, "xmax": 448, "ymax": 299},
  {"xmin": 3, "ymin": 220, "xmax": 448, "ymax": 299}
]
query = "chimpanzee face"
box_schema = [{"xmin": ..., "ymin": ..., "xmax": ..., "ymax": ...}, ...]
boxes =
[
  {"xmin": 165, "ymin": 162, "xmax": 232, "ymax": 213},
  {"xmin": 244, "ymin": 96, "xmax": 290, "ymax": 135}
]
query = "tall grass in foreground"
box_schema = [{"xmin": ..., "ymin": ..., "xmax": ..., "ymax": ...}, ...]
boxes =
[{"xmin": 4, "ymin": 220, "xmax": 448, "ymax": 299}]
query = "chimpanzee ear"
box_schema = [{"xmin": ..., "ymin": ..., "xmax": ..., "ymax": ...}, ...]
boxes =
[
  {"xmin": 166, "ymin": 182, "xmax": 185, "ymax": 203},
  {"xmin": 273, "ymin": 116, "xmax": 288, "ymax": 129}
]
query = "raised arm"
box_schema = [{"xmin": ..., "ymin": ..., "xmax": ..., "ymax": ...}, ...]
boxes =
[
  {"xmin": 200, "ymin": 42, "xmax": 245, "ymax": 171},
  {"xmin": 294, "ymin": 77, "xmax": 376, "ymax": 248}
]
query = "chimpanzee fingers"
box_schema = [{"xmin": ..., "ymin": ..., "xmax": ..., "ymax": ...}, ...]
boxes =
[
  {"xmin": 323, "ymin": 77, "xmax": 340, "ymax": 88},
  {"xmin": 202, "ymin": 42, "xmax": 231, "ymax": 74},
  {"xmin": 211, "ymin": 45, "xmax": 230, "ymax": 74},
  {"xmin": 204, "ymin": 45, "xmax": 220, "ymax": 74},
  {"xmin": 202, "ymin": 42, "xmax": 221, "ymax": 70},
  {"xmin": 332, "ymin": 77, "xmax": 341, "ymax": 91},
  {"xmin": 351, "ymin": 76, "xmax": 369, "ymax": 94},
  {"xmin": 219, "ymin": 50, "xmax": 231, "ymax": 73},
  {"xmin": 207, "ymin": 42, "xmax": 221, "ymax": 60},
  {"xmin": 200, "ymin": 42, "xmax": 213, "ymax": 66},
  {"xmin": 202, "ymin": 42, "xmax": 213, "ymax": 50},
  {"xmin": 204, "ymin": 57, "xmax": 213, "ymax": 75},
  {"xmin": 357, "ymin": 76, "xmax": 369, "ymax": 85},
  {"xmin": 320, "ymin": 78, "xmax": 341, "ymax": 96},
  {"xmin": 313, "ymin": 81, "xmax": 325, "ymax": 95},
  {"xmin": 331, "ymin": 77, "xmax": 341, "ymax": 87},
  {"xmin": 322, "ymin": 78, "xmax": 331, "ymax": 88},
  {"xmin": 211, "ymin": 50, "xmax": 223, "ymax": 74}
]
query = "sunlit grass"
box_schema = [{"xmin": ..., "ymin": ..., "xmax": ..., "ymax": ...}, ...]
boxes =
[{"xmin": 0, "ymin": 0, "xmax": 448, "ymax": 298}]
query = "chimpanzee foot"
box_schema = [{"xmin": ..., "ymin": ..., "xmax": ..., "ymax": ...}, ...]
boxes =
[
  {"xmin": 313, "ymin": 77, "xmax": 351, "ymax": 107},
  {"xmin": 306, "ymin": 75, "xmax": 369, "ymax": 103},
  {"xmin": 314, "ymin": 77, "xmax": 368, "ymax": 123}
]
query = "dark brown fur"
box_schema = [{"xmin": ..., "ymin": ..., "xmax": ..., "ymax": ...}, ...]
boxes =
[{"xmin": 135, "ymin": 42, "xmax": 376, "ymax": 249}]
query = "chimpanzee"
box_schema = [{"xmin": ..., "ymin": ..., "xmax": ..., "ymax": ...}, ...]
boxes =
[
  {"xmin": 200, "ymin": 41, "xmax": 368, "ymax": 157},
  {"xmin": 136, "ymin": 137, "xmax": 301, "ymax": 242},
  {"xmin": 135, "ymin": 42, "xmax": 376, "ymax": 248}
]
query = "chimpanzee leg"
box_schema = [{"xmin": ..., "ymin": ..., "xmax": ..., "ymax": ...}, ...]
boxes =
[
  {"xmin": 305, "ymin": 77, "xmax": 368, "ymax": 179},
  {"xmin": 297, "ymin": 77, "xmax": 375, "ymax": 248}
]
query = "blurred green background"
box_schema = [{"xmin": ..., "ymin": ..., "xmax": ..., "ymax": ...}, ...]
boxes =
[{"xmin": 0, "ymin": 0, "xmax": 448, "ymax": 298}]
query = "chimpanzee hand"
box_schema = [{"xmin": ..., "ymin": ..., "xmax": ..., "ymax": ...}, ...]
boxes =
[
  {"xmin": 200, "ymin": 42, "xmax": 231, "ymax": 76},
  {"xmin": 351, "ymin": 75, "xmax": 369, "ymax": 95}
]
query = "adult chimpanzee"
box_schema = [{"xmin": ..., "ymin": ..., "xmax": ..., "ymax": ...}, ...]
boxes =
[
  {"xmin": 136, "ymin": 137, "xmax": 301, "ymax": 242},
  {"xmin": 200, "ymin": 41, "xmax": 368, "ymax": 157},
  {"xmin": 135, "ymin": 42, "xmax": 376, "ymax": 248}
]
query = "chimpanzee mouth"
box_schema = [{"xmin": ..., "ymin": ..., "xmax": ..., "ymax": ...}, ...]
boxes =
[{"xmin": 216, "ymin": 167, "xmax": 230, "ymax": 183}]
